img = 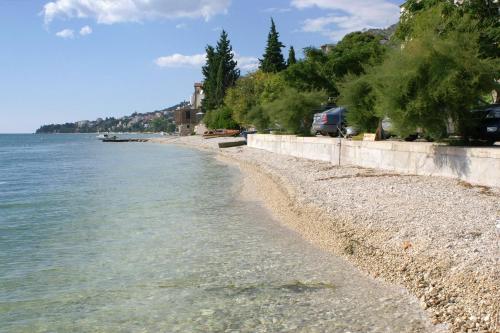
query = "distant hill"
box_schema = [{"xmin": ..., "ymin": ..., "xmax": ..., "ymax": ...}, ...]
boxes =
[
  {"xmin": 364, "ymin": 23, "xmax": 398, "ymax": 41},
  {"xmin": 36, "ymin": 101, "xmax": 189, "ymax": 134}
]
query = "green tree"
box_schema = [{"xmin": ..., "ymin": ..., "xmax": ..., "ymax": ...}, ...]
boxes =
[
  {"xmin": 282, "ymin": 32, "xmax": 386, "ymax": 101},
  {"xmin": 338, "ymin": 74, "xmax": 380, "ymax": 132},
  {"xmin": 224, "ymin": 72, "xmax": 265, "ymax": 126},
  {"xmin": 397, "ymin": 0, "xmax": 499, "ymax": 59},
  {"xmin": 259, "ymin": 18, "xmax": 286, "ymax": 73},
  {"xmin": 223, "ymin": 71, "xmax": 284, "ymax": 129},
  {"xmin": 149, "ymin": 117, "xmax": 177, "ymax": 133},
  {"xmin": 374, "ymin": 6, "xmax": 499, "ymax": 139},
  {"xmin": 201, "ymin": 30, "xmax": 240, "ymax": 112},
  {"xmin": 149, "ymin": 117, "xmax": 170, "ymax": 132},
  {"xmin": 201, "ymin": 45, "xmax": 218, "ymax": 111},
  {"xmin": 287, "ymin": 46, "xmax": 297, "ymax": 66},
  {"xmin": 203, "ymin": 105, "xmax": 239, "ymax": 129},
  {"xmin": 282, "ymin": 48, "xmax": 336, "ymax": 96},
  {"xmin": 262, "ymin": 87, "xmax": 327, "ymax": 135},
  {"xmin": 326, "ymin": 31, "xmax": 387, "ymax": 78}
]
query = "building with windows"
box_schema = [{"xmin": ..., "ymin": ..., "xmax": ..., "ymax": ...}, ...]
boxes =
[{"xmin": 175, "ymin": 82, "xmax": 205, "ymax": 136}]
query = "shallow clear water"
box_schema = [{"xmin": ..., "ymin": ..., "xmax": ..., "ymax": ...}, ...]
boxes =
[{"xmin": 0, "ymin": 134, "xmax": 434, "ymax": 332}]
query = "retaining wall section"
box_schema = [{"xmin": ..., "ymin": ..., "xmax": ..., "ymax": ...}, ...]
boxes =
[{"xmin": 247, "ymin": 134, "xmax": 500, "ymax": 188}]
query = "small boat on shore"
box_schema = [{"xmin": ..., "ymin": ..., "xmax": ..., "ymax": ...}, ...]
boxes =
[{"xmin": 203, "ymin": 129, "xmax": 240, "ymax": 139}]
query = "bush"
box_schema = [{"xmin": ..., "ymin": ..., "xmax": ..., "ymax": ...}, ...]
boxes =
[
  {"xmin": 338, "ymin": 74, "xmax": 380, "ymax": 132},
  {"xmin": 203, "ymin": 106, "xmax": 239, "ymax": 129},
  {"xmin": 371, "ymin": 6, "xmax": 499, "ymax": 140},
  {"xmin": 262, "ymin": 87, "xmax": 327, "ymax": 135}
]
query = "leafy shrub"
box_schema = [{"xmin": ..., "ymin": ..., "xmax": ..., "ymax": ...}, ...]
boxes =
[
  {"xmin": 203, "ymin": 106, "xmax": 239, "ymax": 129},
  {"xmin": 262, "ymin": 87, "xmax": 327, "ymax": 135},
  {"xmin": 338, "ymin": 74, "xmax": 380, "ymax": 133},
  {"xmin": 374, "ymin": 7, "xmax": 499, "ymax": 140}
]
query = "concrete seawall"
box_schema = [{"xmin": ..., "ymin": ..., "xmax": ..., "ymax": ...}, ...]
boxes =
[{"xmin": 247, "ymin": 134, "xmax": 500, "ymax": 188}]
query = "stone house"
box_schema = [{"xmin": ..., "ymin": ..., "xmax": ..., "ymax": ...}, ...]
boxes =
[{"xmin": 175, "ymin": 82, "xmax": 205, "ymax": 136}]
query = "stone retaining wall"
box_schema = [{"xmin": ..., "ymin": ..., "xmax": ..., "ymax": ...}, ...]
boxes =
[{"xmin": 247, "ymin": 134, "xmax": 500, "ymax": 188}]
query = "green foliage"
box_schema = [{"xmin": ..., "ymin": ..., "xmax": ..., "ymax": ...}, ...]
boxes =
[
  {"xmin": 246, "ymin": 104, "xmax": 271, "ymax": 131},
  {"xmin": 374, "ymin": 6, "xmax": 499, "ymax": 139},
  {"xmin": 287, "ymin": 46, "xmax": 297, "ymax": 66},
  {"xmin": 200, "ymin": 1, "xmax": 498, "ymax": 141},
  {"xmin": 36, "ymin": 123, "xmax": 78, "ymax": 133},
  {"xmin": 338, "ymin": 75, "xmax": 380, "ymax": 132},
  {"xmin": 282, "ymin": 32, "xmax": 387, "ymax": 101},
  {"xmin": 396, "ymin": 0, "xmax": 453, "ymax": 41},
  {"xmin": 203, "ymin": 106, "xmax": 239, "ymax": 130},
  {"xmin": 460, "ymin": 0, "xmax": 500, "ymax": 59},
  {"xmin": 262, "ymin": 88, "xmax": 327, "ymax": 135},
  {"xmin": 223, "ymin": 71, "xmax": 286, "ymax": 130},
  {"xmin": 149, "ymin": 117, "xmax": 176, "ymax": 133},
  {"xmin": 201, "ymin": 30, "xmax": 240, "ymax": 112},
  {"xmin": 220, "ymin": 30, "xmax": 390, "ymax": 133},
  {"xmin": 326, "ymin": 32, "xmax": 387, "ymax": 78},
  {"xmin": 224, "ymin": 72, "xmax": 264, "ymax": 126},
  {"xmin": 259, "ymin": 18, "xmax": 287, "ymax": 73},
  {"xmin": 282, "ymin": 49, "xmax": 337, "ymax": 96},
  {"xmin": 397, "ymin": 0, "xmax": 499, "ymax": 59},
  {"xmin": 338, "ymin": 4, "xmax": 499, "ymax": 140},
  {"xmin": 201, "ymin": 45, "xmax": 218, "ymax": 111}
]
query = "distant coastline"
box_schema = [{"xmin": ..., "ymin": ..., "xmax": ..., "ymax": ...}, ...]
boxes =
[{"xmin": 35, "ymin": 101, "xmax": 187, "ymax": 134}]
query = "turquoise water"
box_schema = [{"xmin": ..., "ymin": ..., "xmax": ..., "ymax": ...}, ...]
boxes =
[{"xmin": 0, "ymin": 134, "xmax": 435, "ymax": 332}]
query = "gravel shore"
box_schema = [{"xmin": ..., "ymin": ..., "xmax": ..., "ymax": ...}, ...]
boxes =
[{"xmin": 151, "ymin": 135, "xmax": 499, "ymax": 333}]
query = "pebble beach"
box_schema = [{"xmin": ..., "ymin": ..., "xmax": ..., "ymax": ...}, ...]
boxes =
[{"xmin": 152, "ymin": 135, "xmax": 500, "ymax": 333}]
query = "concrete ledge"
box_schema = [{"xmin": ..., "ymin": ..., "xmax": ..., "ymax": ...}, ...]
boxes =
[{"xmin": 247, "ymin": 134, "xmax": 500, "ymax": 188}]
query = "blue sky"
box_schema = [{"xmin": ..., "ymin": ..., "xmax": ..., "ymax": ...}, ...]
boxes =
[{"xmin": 0, "ymin": 0, "xmax": 403, "ymax": 133}]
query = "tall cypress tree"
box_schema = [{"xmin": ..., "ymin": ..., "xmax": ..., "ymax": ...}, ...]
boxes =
[
  {"xmin": 214, "ymin": 30, "xmax": 240, "ymax": 107},
  {"xmin": 201, "ymin": 30, "xmax": 240, "ymax": 111},
  {"xmin": 287, "ymin": 46, "xmax": 297, "ymax": 66},
  {"xmin": 259, "ymin": 18, "xmax": 286, "ymax": 73},
  {"xmin": 201, "ymin": 45, "xmax": 218, "ymax": 111}
]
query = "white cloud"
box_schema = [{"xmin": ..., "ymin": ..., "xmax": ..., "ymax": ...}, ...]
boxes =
[
  {"xmin": 42, "ymin": 0, "xmax": 231, "ymax": 25},
  {"xmin": 176, "ymin": 23, "xmax": 187, "ymax": 29},
  {"xmin": 154, "ymin": 52, "xmax": 259, "ymax": 72},
  {"xmin": 155, "ymin": 53, "xmax": 206, "ymax": 68},
  {"xmin": 235, "ymin": 55, "xmax": 259, "ymax": 72},
  {"xmin": 55, "ymin": 28, "xmax": 74, "ymax": 38},
  {"xmin": 79, "ymin": 25, "xmax": 92, "ymax": 35},
  {"xmin": 291, "ymin": 0, "xmax": 400, "ymax": 40},
  {"xmin": 263, "ymin": 7, "xmax": 292, "ymax": 13}
]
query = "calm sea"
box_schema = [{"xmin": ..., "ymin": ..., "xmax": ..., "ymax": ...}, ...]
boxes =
[{"xmin": 0, "ymin": 134, "xmax": 434, "ymax": 332}]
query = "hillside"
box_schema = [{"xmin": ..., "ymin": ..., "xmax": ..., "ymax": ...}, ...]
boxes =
[{"xmin": 36, "ymin": 101, "xmax": 189, "ymax": 134}]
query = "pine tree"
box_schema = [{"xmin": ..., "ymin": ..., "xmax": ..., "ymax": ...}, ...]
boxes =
[
  {"xmin": 201, "ymin": 45, "xmax": 218, "ymax": 111},
  {"xmin": 215, "ymin": 60, "xmax": 225, "ymax": 107},
  {"xmin": 201, "ymin": 30, "xmax": 240, "ymax": 112},
  {"xmin": 287, "ymin": 46, "xmax": 297, "ymax": 66},
  {"xmin": 259, "ymin": 18, "xmax": 286, "ymax": 73},
  {"xmin": 214, "ymin": 30, "xmax": 240, "ymax": 107}
]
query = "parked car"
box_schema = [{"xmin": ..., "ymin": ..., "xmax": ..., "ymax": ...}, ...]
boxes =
[
  {"xmin": 381, "ymin": 117, "xmax": 420, "ymax": 141},
  {"xmin": 471, "ymin": 104, "xmax": 500, "ymax": 145},
  {"xmin": 312, "ymin": 107, "xmax": 355, "ymax": 137}
]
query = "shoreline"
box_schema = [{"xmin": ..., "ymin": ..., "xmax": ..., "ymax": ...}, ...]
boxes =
[{"xmin": 151, "ymin": 136, "xmax": 499, "ymax": 333}]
